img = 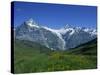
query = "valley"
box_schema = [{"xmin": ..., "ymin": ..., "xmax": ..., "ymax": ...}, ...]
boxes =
[{"xmin": 14, "ymin": 39, "xmax": 97, "ymax": 73}]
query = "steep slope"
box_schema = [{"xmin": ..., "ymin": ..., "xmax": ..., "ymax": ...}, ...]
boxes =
[
  {"xmin": 14, "ymin": 39, "xmax": 52, "ymax": 55},
  {"xmin": 67, "ymin": 38, "xmax": 97, "ymax": 55},
  {"xmin": 60, "ymin": 26, "xmax": 96, "ymax": 49},
  {"xmin": 15, "ymin": 19, "xmax": 66, "ymax": 50}
]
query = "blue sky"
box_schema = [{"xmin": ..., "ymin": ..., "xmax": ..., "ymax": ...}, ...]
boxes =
[{"xmin": 13, "ymin": 1, "xmax": 97, "ymax": 29}]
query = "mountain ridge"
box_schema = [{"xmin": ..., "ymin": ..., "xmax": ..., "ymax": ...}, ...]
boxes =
[{"xmin": 15, "ymin": 18, "xmax": 97, "ymax": 50}]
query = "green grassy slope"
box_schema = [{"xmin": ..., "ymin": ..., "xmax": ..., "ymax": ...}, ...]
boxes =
[
  {"xmin": 67, "ymin": 38, "xmax": 97, "ymax": 55},
  {"xmin": 14, "ymin": 39, "xmax": 97, "ymax": 74}
]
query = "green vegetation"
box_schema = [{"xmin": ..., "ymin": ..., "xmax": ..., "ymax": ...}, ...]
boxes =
[{"xmin": 14, "ymin": 39, "xmax": 97, "ymax": 74}]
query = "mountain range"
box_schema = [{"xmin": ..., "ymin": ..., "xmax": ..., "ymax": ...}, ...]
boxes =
[{"xmin": 14, "ymin": 18, "xmax": 97, "ymax": 50}]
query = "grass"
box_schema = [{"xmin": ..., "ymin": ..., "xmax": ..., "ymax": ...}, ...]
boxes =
[{"xmin": 14, "ymin": 39, "xmax": 97, "ymax": 73}]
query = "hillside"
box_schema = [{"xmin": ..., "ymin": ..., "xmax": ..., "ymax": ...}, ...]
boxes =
[
  {"xmin": 67, "ymin": 38, "xmax": 97, "ymax": 55},
  {"xmin": 14, "ymin": 39, "xmax": 97, "ymax": 73}
]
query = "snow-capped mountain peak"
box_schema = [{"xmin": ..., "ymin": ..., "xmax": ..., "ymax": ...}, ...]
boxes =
[
  {"xmin": 26, "ymin": 18, "xmax": 39, "ymax": 28},
  {"xmin": 63, "ymin": 24, "xmax": 72, "ymax": 29}
]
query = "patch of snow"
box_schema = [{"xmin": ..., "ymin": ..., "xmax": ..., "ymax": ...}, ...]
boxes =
[
  {"xmin": 26, "ymin": 18, "xmax": 39, "ymax": 28},
  {"xmin": 69, "ymin": 29, "xmax": 75, "ymax": 35},
  {"xmin": 28, "ymin": 23, "xmax": 39, "ymax": 28}
]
